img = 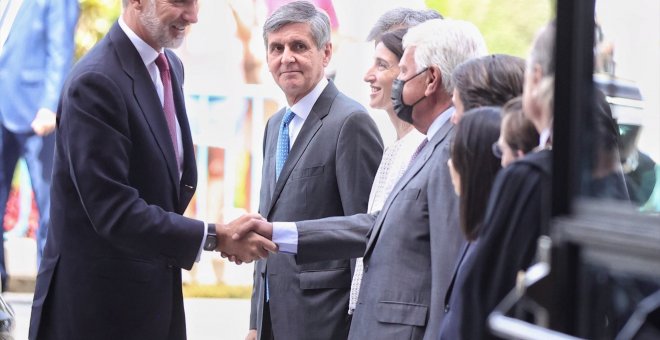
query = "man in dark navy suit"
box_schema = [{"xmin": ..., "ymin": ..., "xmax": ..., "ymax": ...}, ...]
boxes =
[{"xmin": 28, "ymin": 1, "xmax": 275, "ymax": 339}]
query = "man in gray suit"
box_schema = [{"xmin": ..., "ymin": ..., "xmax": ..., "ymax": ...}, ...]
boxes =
[
  {"xmin": 236, "ymin": 19, "xmax": 487, "ymax": 340},
  {"xmin": 245, "ymin": 2, "xmax": 383, "ymax": 339}
]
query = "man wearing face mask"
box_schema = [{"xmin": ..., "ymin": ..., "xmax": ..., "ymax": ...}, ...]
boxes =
[{"xmin": 232, "ymin": 18, "xmax": 487, "ymax": 339}]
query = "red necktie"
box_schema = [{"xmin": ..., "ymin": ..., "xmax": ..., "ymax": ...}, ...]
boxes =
[
  {"xmin": 154, "ymin": 53, "xmax": 181, "ymax": 170},
  {"xmin": 410, "ymin": 138, "xmax": 429, "ymax": 162}
]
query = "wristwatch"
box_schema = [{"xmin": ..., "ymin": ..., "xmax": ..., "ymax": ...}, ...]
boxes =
[{"xmin": 203, "ymin": 224, "xmax": 218, "ymax": 251}]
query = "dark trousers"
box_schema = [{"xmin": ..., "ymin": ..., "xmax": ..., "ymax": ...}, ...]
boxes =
[
  {"xmin": 262, "ymin": 300, "xmax": 275, "ymax": 340},
  {"xmin": 0, "ymin": 125, "xmax": 55, "ymax": 290}
]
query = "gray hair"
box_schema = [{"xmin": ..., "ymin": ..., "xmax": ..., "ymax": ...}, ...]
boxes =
[
  {"xmin": 529, "ymin": 21, "xmax": 557, "ymax": 115},
  {"xmin": 367, "ymin": 7, "xmax": 442, "ymax": 42},
  {"xmin": 403, "ymin": 19, "xmax": 488, "ymax": 96},
  {"xmin": 529, "ymin": 21, "xmax": 556, "ymax": 78},
  {"xmin": 263, "ymin": 1, "xmax": 331, "ymax": 49}
]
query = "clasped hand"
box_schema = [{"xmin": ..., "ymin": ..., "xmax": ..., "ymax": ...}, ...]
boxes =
[{"xmin": 214, "ymin": 214, "xmax": 276, "ymax": 264}]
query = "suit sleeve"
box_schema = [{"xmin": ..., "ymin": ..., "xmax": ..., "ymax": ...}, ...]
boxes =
[
  {"xmin": 425, "ymin": 140, "xmax": 465, "ymax": 340},
  {"xmin": 335, "ymin": 111, "xmax": 383, "ymax": 215},
  {"xmin": 296, "ymin": 212, "xmax": 377, "ymax": 263},
  {"xmin": 59, "ymin": 71, "xmax": 203, "ymax": 270},
  {"xmin": 41, "ymin": 0, "xmax": 79, "ymax": 111}
]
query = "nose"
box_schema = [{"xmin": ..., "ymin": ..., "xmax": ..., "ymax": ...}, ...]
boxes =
[
  {"xmin": 363, "ymin": 66, "xmax": 376, "ymax": 83},
  {"xmin": 183, "ymin": 2, "xmax": 199, "ymax": 24},
  {"xmin": 282, "ymin": 47, "xmax": 295, "ymax": 64}
]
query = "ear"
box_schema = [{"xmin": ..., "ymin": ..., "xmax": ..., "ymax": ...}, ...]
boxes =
[
  {"xmin": 322, "ymin": 42, "xmax": 333, "ymax": 67},
  {"xmin": 129, "ymin": 0, "xmax": 143, "ymax": 10},
  {"xmin": 532, "ymin": 63, "xmax": 544, "ymax": 86},
  {"xmin": 425, "ymin": 66, "xmax": 441, "ymax": 96},
  {"xmin": 516, "ymin": 149, "xmax": 525, "ymax": 158}
]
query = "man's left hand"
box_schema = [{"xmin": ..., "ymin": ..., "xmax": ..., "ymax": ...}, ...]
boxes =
[{"xmin": 31, "ymin": 108, "xmax": 57, "ymax": 136}]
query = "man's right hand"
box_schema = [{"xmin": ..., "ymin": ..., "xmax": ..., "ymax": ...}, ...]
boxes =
[
  {"xmin": 220, "ymin": 216, "xmax": 275, "ymax": 264},
  {"xmin": 232, "ymin": 217, "xmax": 273, "ymax": 241},
  {"xmin": 215, "ymin": 214, "xmax": 277, "ymax": 263},
  {"xmin": 245, "ymin": 329, "xmax": 257, "ymax": 340}
]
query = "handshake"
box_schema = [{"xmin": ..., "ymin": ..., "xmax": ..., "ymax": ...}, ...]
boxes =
[{"xmin": 210, "ymin": 214, "xmax": 276, "ymax": 264}]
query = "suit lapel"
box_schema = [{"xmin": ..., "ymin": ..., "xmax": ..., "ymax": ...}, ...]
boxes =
[
  {"xmin": 265, "ymin": 81, "xmax": 338, "ymax": 217},
  {"xmin": 444, "ymin": 242, "xmax": 470, "ymax": 306},
  {"xmin": 109, "ymin": 25, "xmax": 180, "ymax": 197},
  {"xmin": 259, "ymin": 115, "xmax": 280, "ymax": 217},
  {"xmin": 167, "ymin": 50, "xmax": 197, "ymax": 212},
  {"xmin": 364, "ymin": 120, "xmax": 454, "ymax": 257}
]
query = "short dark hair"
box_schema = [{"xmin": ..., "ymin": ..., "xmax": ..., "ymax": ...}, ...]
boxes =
[
  {"xmin": 501, "ymin": 97, "xmax": 539, "ymax": 154},
  {"xmin": 451, "ymin": 106, "xmax": 502, "ymax": 240},
  {"xmin": 379, "ymin": 28, "xmax": 407, "ymax": 61},
  {"xmin": 453, "ymin": 54, "xmax": 526, "ymax": 111}
]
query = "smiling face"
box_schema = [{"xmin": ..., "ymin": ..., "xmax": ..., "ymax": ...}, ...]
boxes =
[
  {"xmin": 266, "ymin": 22, "xmax": 331, "ymax": 105},
  {"xmin": 139, "ymin": 0, "xmax": 198, "ymax": 49},
  {"xmin": 364, "ymin": 42, "xmax": 400, "ymax": 111}
]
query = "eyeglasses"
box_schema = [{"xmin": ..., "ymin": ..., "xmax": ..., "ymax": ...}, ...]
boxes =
[{"xmin": 492, "ymin": 141, "xmax": 503, "ymax": 159}]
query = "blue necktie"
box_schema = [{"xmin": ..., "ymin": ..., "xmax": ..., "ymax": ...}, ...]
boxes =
[
  {"xmin": 275, "ymin": 108, "xmax": 296, "ymax": 180},
  {"xmin": 267, "ymin": 108, "xmax": 296, "ymax": 302}
]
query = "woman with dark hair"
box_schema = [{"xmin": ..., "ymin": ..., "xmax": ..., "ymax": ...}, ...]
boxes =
[
  {"xmin": 441, "ymin": 106, "xmax": 502, "ymax": 339},
  {"xmin": 440, "ymin": 22, "xmax": 557, "ymax": 340},
  {"xmin": 447, "ymin": 107, "xmax": 503, "ymax": 240},
  {"xmin": 451, "ymin": 54, "xmax": 526, "ymax": 124}
]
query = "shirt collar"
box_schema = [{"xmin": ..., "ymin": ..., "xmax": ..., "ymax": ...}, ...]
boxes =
[
  {"xmin": 539, "ymin": 127, "xmax": 552, "ymax": 148},
  {"xmin": 426, "ymin": 106, "xmax": 455, "ymax": 141},
  {"xmin": 288, "ymin": 78, "xmax": 329, "ymax": 120},
  {"xmin": 118, "ymin": 16, "xmax": 162, "ymax": 67}
]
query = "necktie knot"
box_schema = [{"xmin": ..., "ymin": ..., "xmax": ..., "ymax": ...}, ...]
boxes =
[
  {"xmin": 282, "ymin": 108, "xmax": 296, "ymax": 126},
  {"xmin": 155, "ymin": 53, "xmax": 169, "ymax": 73},
  {"xmin": 410, "ymin": 138, "xmax": 428, "ymax": 161}
]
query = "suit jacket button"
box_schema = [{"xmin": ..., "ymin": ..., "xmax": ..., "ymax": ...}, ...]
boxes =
[
  {"xmin": 444, "ymin": 304, "xmax": 450, "ymax": 313},
  {"xmin": 364, "ymin": 264, "xmax": 369, "ymax": 272}
]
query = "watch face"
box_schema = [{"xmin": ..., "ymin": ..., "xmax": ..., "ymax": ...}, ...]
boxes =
[{"xmin": 204, "ymin": 236, "xmax": 217, "ymax": 251}]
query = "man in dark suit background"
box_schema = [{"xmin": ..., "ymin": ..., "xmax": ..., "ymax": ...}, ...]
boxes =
[
  {"xmin": 0, "ymin": 0, "xmax": 79, "ymax": 291},
  {"xmin": 236, "ymin": 18, "xmax": 488, "ymax": 340},
  {"xmin": 246, "ymin": 2, "xmax": 383, "ymax": 339},
  {"xmin": 28, "ymin": 1, "xmax": 275, "ymax": 339}
]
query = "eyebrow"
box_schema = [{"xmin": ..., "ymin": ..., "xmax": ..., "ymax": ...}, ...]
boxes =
[
  {"xmin": 375, "ymin": 57, "xmax": 390, "ymax": 65},
  {"xmin": 290, "ymin": 39, "xmax": 308, "ymax": 46}
]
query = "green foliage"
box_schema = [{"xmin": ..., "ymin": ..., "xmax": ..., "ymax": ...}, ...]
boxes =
[
  {"xmin": 183, "ymin": 283, "xmax": 253, "ymax": 299},
  {"xmin": 75, "ymin": 0, "xmax": 121, "ymax": 60},
  {"xmin": 425, "ymin": 0, "xmax": 555, "ymax": 57}
]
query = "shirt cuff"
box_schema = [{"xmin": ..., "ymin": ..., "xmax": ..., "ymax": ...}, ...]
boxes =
[
  {"xmin": 196, "ymin": 222, "xmax": 209, "ymax": 262},
  {"xmin": 272, "ymin": 222, "xmax": 298, "ymax": 254}
]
